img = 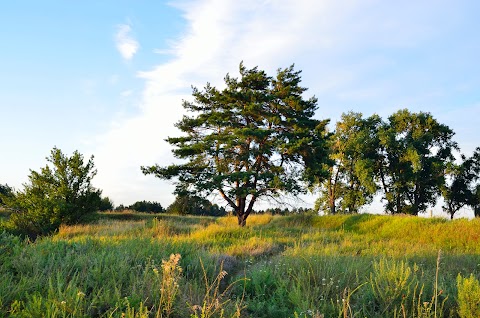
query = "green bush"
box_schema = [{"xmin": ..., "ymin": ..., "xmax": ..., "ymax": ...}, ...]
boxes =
[{"xmin": 3, "ymin": 147, "xmax": 101, "ymax": 238}]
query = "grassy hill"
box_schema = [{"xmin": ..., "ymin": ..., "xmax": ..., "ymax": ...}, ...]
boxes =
[{"xmin": 2, "ymin": 212, "xmax": 480, "ymax": 317}]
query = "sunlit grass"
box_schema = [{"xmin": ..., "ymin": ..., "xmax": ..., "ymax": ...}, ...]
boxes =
[
  {"xmin": 56, "ymin": 219, "xmax": 147, "ymax": 239},
  {"xmin": 3, "ymin": 212, "xmax": 480, "ymax": 317}
]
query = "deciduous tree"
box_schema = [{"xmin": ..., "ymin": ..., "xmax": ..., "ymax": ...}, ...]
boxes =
[
  {"xmin": 316, "ymin": 112, "xmax": 380, "ymax": 214},
  {"xmin": 443, "ymin": 148, "xmax": 480, "ymax": 218},
  {"xmin": 376, "ymin": 110, "xmax": 457, "ymax": 215}
]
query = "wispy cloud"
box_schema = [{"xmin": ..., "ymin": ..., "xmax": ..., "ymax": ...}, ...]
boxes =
[{"xmin": 115, "ymin": 24, "xmax": 139, "ymax": 60}]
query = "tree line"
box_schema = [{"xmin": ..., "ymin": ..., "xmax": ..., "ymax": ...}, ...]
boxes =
[
  {"xmin": 2, "ymin": 62, "xmax": 479, "ymax": 236},
  {"xmin": 142, "ymin": 62, "xmax": 480, "ymax": 226},
  {"xmin": 115, "ymin": 197, "xmax": 226, "ymax": 216},
  {"xmin": 316, "ymin": 110, "xmax": 480, "ymax": 219}
]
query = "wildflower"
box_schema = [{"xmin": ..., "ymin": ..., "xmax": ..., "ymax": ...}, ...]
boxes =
[
  {"xmin": 77, "ymin": 291, "xmax": 85, "ymax": 298},
  {"xmin": 191, "ymin": 304, "xmax": 202, "ymax": 311}
]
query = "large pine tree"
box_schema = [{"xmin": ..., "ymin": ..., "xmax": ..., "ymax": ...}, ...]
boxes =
[{"xmin": 142, "ymin": 63, "xmax": 330, "ymax": 226}]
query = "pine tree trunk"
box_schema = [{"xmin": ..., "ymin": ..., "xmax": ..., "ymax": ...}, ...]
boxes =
[{"xmin": 330, "ymin": 204, "xmax": 336, "ymax": 215}]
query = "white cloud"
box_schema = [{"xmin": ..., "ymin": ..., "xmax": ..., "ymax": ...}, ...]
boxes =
[
  {"xmin": 115, "ymin": 24, "xmax": 139, "ymax": 60},
  {"xmin": 91, "ymin": 0, "xmax": 477, "ymax": 209}
]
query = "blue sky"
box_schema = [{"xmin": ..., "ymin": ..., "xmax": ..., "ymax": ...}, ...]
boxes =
[{"xmin": 1, "ymin": 1, "xmax": 480, "ymax": 214}]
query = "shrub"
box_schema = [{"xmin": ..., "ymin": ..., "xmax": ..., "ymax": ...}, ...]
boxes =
[{"xmin": 4, "ymin": 147, "xmax": 101, "ymax": 238}]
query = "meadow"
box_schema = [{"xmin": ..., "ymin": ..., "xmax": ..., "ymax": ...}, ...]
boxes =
[{"xmin": 1, "ymin": 211, "xmax": 480, "ymax": 317}]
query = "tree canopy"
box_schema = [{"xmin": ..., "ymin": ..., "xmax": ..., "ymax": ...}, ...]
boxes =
[
  {"xmin": 376, "ymin": 109, "xmax": 457, "ymax": 215},
  {"xmin": 442, "ymin": 148, "xmax": 480, "ymax": 218},
  {"xmin": 316, "ymin": 112, "xmax": 380, "ymax": 214},
  {"xmin": 316, "ymin": 110, "xmax": 459, "ymax": 216},
  {"xmin": 142, "ymin": 62, "xmax": 330, "ymax": 226}
]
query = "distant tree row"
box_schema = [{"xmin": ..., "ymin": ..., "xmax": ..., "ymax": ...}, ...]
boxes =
[
  {"xmin": 115, "ymin": 200, "xmax": 164, "ymax": 213},
  {"xmin": 256, "ymin": 207, "xmax": 313, "ymax": 215},
  {"xmin": 165, "ymin": 195, "xmax": 227, "ymax": 216},
  {"xmin": 115, "ymin": 196, "xmax": 226, "ymax": 216}
]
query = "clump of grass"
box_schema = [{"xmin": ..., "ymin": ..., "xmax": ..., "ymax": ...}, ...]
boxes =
[
  {"xmin": 457, "ymin": 273, "xmax": 480, "ymax": 318},
  {"xmin": 151, "ymin": 218, "xmax": 175, "ymax": 238},
  {"xmin": 245, "ymin": 213, "xmax": 274, "ymax": 226},
  {"xmin": 189, "ymin": 258, "xmax": 245, "ymax": 318},
  {"xmin": 154, "ymin": 253, "xmax": 182, "ymax": 318},
  {"xmin": 369, "ymin": 257, "xmax": 417, "ymax": 315},
  {"xmin": 56, "ymin": 219, "xmax": 147, "ymax": 239},
  {"xmin": 225, "ymin": 236, "xmax": 280, "ymax": 258},
  {"xmin": 366, "ymin": 254, "xmax": 447, "ymax": 318}
]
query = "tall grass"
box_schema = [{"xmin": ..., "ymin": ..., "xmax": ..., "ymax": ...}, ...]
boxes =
[{"xmin": 2, "ymin": 213, "xmax": 480, "ymax": 317}]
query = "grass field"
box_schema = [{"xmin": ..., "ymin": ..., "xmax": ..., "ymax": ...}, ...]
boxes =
[{"xmin": 1, "ymin": 212, "xmax": 480, "ymax": 317}]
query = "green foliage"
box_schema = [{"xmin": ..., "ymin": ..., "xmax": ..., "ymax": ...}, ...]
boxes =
[
  {"xmin": 129, "ymin": 200, "xmax": 164, "ymax": 213},
  {"xmin": 142, "ymin": 62, "xmax": 330, "ymax": 226},
  {"xmin": 316, "ymin": 109, "xmax": 460, "ymax": 216},
  {"xmin": 457, "ymin": 274, "xmax": 480, "ymax": 318},
  {"xmin": 463, "ymin": 149, "xmax": 480, "ymax": 217},
  {"xmin": 441, "ymin": 148, "xmax": 480, "ymax": 219},
  {"xmin": 4, "ymin": 147, "xmax": 101, "ymax": 238},
  {"xmin": 369, "ymin": 258, "xmax": 417, "ymax": 316},
  {"xmin": 256, "ymin": 207, "xmax": 313, "ymax": 215},
  {"xmin": 98, "ymin": 196, "xmax": 114, "ymax": 211},
  {"xmin": 0, "ymin": 183, "xmax": 14, "ymax": 206},
  {"xmin": 317, "ymin": 112, "xmax": 381, "ymax": 214},
  {"xmin": 166, "ymin": 195, "xmax": 226, "ymax": 216},
  {"xmin": 377, "ymin": 109, "xmax": 457, "ymax": 215}
]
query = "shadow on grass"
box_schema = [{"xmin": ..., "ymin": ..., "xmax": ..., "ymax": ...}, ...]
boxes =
[{"xmin": 340, "ymin": 214, "xmax": 377, "ymax": 231}]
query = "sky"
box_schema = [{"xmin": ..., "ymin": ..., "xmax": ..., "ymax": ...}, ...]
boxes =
[{"xmin": 1, "ymin": 0, "xmax": 480, "ymax": 216}]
